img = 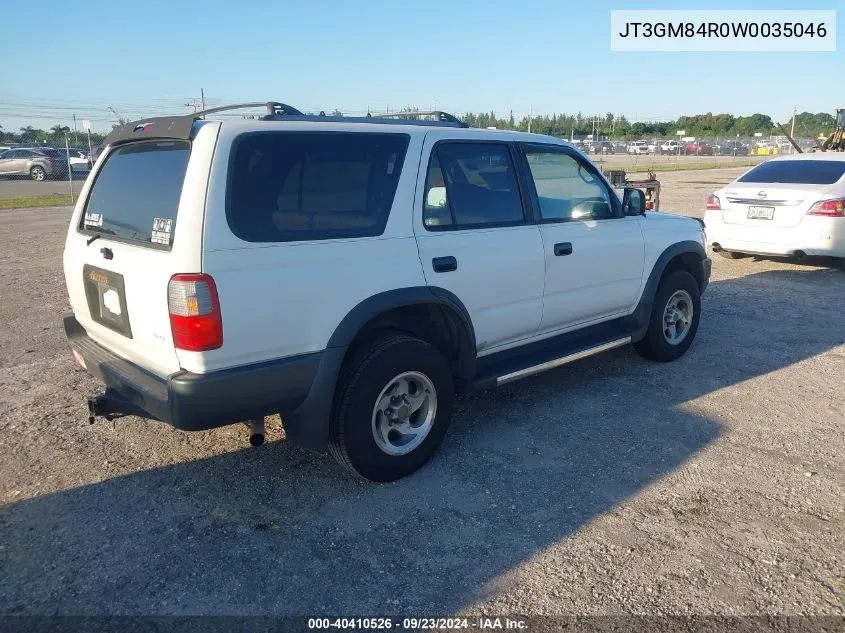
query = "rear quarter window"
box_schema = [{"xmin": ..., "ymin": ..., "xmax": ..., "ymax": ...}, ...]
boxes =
[
  {"xmin": 226, "ymin": 131, "xmax": 409, "ymax": 243},
  {"xmin": 79, "ymin": 141, "xmax": 190, "ymax": 249},
  {"xmin": 738, "ymin": 160, "xmax": 845, "ymax": 185}
]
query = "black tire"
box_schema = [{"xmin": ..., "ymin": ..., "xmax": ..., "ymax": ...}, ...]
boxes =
[
  {"xmin": 717, "ymin": 250, "xmax": 746, "ymax": 260},
  {"xmin": 328, "ymin": 333, "xmax": 453, "ymax": 482},
  {"xmin": 839, "ymin": 259, "xmax": 845, "ymax": 272},
  {"xmin": 633, "ymin": 270, "xmax": 701, "ymax": 363},
  {"xmin": 30, "ymin": 166, "xmax": 46, "ymax": 181}
]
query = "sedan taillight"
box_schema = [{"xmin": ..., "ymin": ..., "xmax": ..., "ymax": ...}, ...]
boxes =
[
  {"xmin": 705, "ymin": 194, "xmax": 721, "ymax": 210},
  {"xmin": 807, "ymin": 198, "xmax": 845, "ymax": 217}
]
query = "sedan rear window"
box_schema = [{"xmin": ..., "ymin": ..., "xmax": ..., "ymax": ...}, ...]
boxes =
[
  {"xmin": 80, "ymin": 141, "xmax": 190, "ymax": 249},
  {"xmin": 738, "ymin": 160, "xmax": 845, "ymax": 185}
]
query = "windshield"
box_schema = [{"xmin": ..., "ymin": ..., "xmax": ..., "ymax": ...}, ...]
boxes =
[
  {"xmin": 737, "ymin": 160, "xmax": 845, "ymax": 185},
  {"xmin": 80, "ymin": 140, "xmax": 190, "ymax": 249}
]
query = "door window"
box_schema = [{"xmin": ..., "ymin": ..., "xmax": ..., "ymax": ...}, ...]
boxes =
[
  {"xmin": 423, "ymin": 143, "xmax": 525, "ymax": 230},
  {"xmin": 523, "ymin": 148, "xmax": 617, "ymax": 221}
]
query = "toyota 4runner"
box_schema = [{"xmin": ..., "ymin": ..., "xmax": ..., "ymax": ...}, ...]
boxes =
[{"xmin": 63, "ymin": 102, "xmax": 710, "ymax": 481}]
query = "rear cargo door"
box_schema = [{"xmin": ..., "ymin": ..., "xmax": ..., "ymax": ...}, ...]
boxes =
[{"xmin": 63, "ymin": 136, "xmax": 208, "ymax": 377}]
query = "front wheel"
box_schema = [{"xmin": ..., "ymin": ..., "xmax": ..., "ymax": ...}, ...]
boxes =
[
  {"xmin": 634, "ymin": 270, "xmax": 701, "ymax": 362},
  {"xmin": 329, "ymin": 334, "xmax": 453, "ymax": 482},
  {"xmin": 30, "ymin": 166, "xmax": 46, "ymax": 181}
]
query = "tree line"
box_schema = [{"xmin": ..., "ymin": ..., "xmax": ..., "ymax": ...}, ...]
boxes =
[
  {"xmin": 461, "ymin": 110, "xmax": 835, "ymax": 139},
  {"xmin": 0, "ymin": 124, "xmax": 106, "ymax": 147},
  {"xmin": 0, "ymin": 110, "xmax": 836, "ymax": 147}
]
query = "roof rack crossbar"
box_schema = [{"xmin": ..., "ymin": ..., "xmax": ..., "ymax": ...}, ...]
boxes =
[
  {"xmin": 367, "ymin": 110, "xmax": 467, "ymax": 127},
  {"xmin": 194, "ymin": 101, "xmax": 304, "ymax": 118}
]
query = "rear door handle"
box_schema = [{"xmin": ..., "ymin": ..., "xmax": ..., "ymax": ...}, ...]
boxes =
[
  {"xmin": 554, "ymin": 242, "xmax": 573, "ymax": 256},
  {"xmin": 432, "ymin": 256, "xmax": 458, "ymax": 273}
]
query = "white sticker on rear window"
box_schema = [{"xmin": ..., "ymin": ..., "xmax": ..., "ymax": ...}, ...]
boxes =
[
  {"xmin": 151, "ymin": 217, "xmax": 173, "ymax": 245},
  {"xmin": 84, "ymin": 212, "xmax": 103, "ymax": 227}
]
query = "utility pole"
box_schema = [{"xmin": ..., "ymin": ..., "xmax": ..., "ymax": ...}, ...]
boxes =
[
  {"xmin": 528, "ymin": 104, "xmax": 534, "ymax": 134},
  {"xmin": 201, "ymin": 88, "xmax": 206, "ymax": 111},
  {"xmin": 72, "ymin": 114, "xmax": 78, "ymax": 145}
]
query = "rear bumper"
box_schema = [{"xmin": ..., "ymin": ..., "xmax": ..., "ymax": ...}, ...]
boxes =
[
  {"xmin": 64, "ymin": 315, "xmax": 325, "ymax": 433},
  {"xmin": 704, "ymin": 213, "xmax": 845, "ymax": 257}
]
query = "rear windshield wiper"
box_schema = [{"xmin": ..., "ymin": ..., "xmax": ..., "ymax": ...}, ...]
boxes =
[{"xmin": 86, "ymin": 228, "xmax": 115, "ymax": 246}]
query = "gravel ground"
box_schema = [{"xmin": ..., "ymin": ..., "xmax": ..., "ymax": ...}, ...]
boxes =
[{"xmin": 1, "ymin": 167, "xmax": 843, "ymax": 617}]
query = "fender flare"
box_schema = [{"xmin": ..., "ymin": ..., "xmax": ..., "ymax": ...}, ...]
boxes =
[
  {"xmin": 631, "ymin": 241, "xmax": 708, "ymax": 341},
  {"xmin": 642, "ymin": 241, "xmax": 707, "ymax": 304},
  {"xmin": 284, "ymin": 287, "xmax": 477, "ymax": 453},
  {"xmin": 327, "ymin": 286, "xmax": 477, "ymax": 377}
]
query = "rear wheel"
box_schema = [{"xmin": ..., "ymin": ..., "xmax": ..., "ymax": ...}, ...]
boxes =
[
  {"xmin": 30, "ymin": 166, "xmax": 46, "ymax": 181},
  {"xmin": 329, "ymin": 334, "xmax": 453, "ymax": 482},
  {"xmin": 634, "ymin": 270, "xmax": 701, "ymax": 363}
]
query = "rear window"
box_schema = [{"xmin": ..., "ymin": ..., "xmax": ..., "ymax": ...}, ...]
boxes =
[
  {"xmin": 226, "ymin": 132, "xmax": 409, "ymax": 243},
  {"xmin": 738, "ymin": 160, "xmax": 845, "ymax": 185},
  {"xmin": 80, "ymin": 141, "xmax": 190, "ymax": 249}
]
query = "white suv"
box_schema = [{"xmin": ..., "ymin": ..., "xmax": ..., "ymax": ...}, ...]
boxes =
[
  {"xmin": 628, "ymin": 140, "xmax": 650, "ymax": 155},
  {"xmin": 62, "ymin": 102, "xmax": 711, "ymax": 481}
]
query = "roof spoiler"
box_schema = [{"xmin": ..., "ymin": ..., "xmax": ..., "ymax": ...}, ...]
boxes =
[{"xmin": 101, "ymin": 102, "xmax": 305, "ymax": 147}]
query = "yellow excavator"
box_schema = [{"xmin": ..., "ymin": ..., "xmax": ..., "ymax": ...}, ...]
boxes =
[
  {"xmin": 778, "ymin": 108, "xmax": 845, "ymax": 153},
  {"xmin": 819, "ymin": 108, "xmax": 845, "ymax": 151}
]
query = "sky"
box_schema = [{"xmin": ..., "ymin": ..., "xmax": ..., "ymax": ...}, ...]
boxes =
[{"xmin": 0, "ymin": 0, "xmax": 841, "ymax": 134}]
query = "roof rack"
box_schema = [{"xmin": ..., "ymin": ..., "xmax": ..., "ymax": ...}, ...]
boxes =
[
  {"xmin": 194, "ymin": 101, "xmax": 305, "ymax": 118},
  {"xmin": 101, "ymin": 102, "xmax": 466, "ymax": 147},
  {"xmin": 367, "ymin": 110, "xmax": 468, "ymax": 127}
]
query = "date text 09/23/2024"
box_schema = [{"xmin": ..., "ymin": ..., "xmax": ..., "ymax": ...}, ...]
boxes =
[{"xmin": 307, "ymin": 617, "xmax": 528, "ymax": 630}]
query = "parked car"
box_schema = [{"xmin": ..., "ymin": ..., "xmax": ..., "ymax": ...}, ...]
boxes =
[
  {"xmin": 592, "ymin": 141, "xmax": 615, "ymax": 155},
  {"xmin": 0, "ymin": 147, "xmax": 68, "ymax": 180},
  {"xmin": 719, "ymin": 140, "xmax": 749, "ymax": 156},
  {"xmin": 628, "ymin": 140, "xmax": 649, "ymax": 155},
  {"xmin": 63, "ymin": 103, "xmax": 710, "ymax": 481},
  {"xmin": 685, "ymin": 141, "xmax": 714, "ymax": 156},
  {"xmin": 660, "ymin": 140, "xmax": 684, "ymax": 154},
  {"xmin": 704, "ymin": 154, "xmax": 845, "ymax": 269},
  {"xmin": 61, "ymin": 148, "xmax": 92, "ymax": 172},
  {"xmin": 646, "ymin": 140, "xmax": 659, "ymax": 154}
]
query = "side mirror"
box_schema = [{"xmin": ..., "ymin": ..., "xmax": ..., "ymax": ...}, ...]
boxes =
[
  {"xmin": 622, "ymin": 187, "xmax": 646, "ymax": 216},
  {"xmin": 426, "ymin": 186, "xmax": 447, "ymax": 208}
]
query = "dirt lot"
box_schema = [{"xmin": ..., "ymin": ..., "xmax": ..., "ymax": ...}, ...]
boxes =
[{"xmin": 1, "ymin": 167, "xmax": 843, "ymax": 618}]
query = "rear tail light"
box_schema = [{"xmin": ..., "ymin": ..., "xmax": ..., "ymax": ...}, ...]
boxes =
[
  {"xmin": 167, "ymin": 274, "xmax": 223, "ymax": 351},
  {"xmin": 807, "ymin": 198, "xmax": 845, "ymax": 217},
  {"xmin": 706, "ymin": 194, "xmax": 721, "ymax": 210}
]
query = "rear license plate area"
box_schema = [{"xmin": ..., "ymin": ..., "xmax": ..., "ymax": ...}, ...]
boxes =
[
  {"xmin": 82, "ymin": 264, "xmax": 133, "ymax": 338},
  {"xmin": 748, "ymin": 206, "xmax": 774, "ymax": 220}
]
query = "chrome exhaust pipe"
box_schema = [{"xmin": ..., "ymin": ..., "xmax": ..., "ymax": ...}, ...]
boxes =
[{"xmin": 248, "ymin": 418, "xmax": 265, "ymax": 447}]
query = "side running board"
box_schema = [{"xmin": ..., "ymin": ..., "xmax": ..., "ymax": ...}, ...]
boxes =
[{"xmin": 496, "ymin": 337, "xmax": 632, "ymax": 386}]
